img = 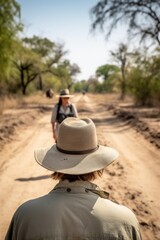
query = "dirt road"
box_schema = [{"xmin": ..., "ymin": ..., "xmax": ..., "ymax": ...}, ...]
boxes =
[{"xmin": 0, "ymin": 94, "xmax": 160, "ymax": 239}]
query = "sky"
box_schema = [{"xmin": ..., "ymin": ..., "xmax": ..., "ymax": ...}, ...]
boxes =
[{"xmin": 17, "ymin": 0, "xmax": 127, "ymax": 81}]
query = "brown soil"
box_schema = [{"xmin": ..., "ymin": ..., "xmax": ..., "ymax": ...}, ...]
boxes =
[{"xmin": 0, "ymin": 93, "xmax": 160, "ymax": 240}]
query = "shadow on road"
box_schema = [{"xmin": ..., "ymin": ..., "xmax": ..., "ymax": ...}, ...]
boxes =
[{"xmin": 15, "ymin": 175, "xmax": 50, "ymax": 181}]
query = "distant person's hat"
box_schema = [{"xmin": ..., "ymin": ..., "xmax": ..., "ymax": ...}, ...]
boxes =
[
  {"xmin": 34, "ymin": 117, "xmax": 119, "ymax": 174},
  {"xmin": 56, "ymin": 89, "xmax": 73, "ymax": 98}
]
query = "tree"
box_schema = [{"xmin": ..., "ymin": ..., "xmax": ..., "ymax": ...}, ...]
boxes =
[
  {"xmin": 96, "ymin": 64, "xmax": 119, "ymax": 80},
  {"xmin": 23, "ymin": 36, "xmax": 55, "ymax": 58},
  {"xmin": 64, "ymin": 61, "xmax": 81, "ymax": 87},
  {"xmin": 0, "ymin": 0, "xmax": 22, "ymax": 80},
  {"xmin": 23, "ymin": 36, "xmax": 67, "ymax": 67},
  {"xmin": 22, "ymin": 36, "xmax": 69, "ymax": 90},
  {"xmin": 13, "ymin": 42, "xmax": 43, "ymax": 95},
  {"xmin": 87, "ymin": 76, "xmax": 100, "ymax": 93},
  {"xmin": 96, "ymin": 64, "xmax": 119, "ymax": 92},
  {"xmin": 53, "ymin": 60, "xmax": 80, "ymax": 90},
  {"xmin": 128, "ymin": 47, "xmax": 160, "ymax": 106},
  {"xmin": 73, "ymin": 80, "xmax": 89, "ymax": 93},
  {"xmin": 91, "ymin": 0, "xmax": 160, "ymax": 46},
  {"xmin": 110, "ymin": 43, "xmax": 131, "ymax": 99}
]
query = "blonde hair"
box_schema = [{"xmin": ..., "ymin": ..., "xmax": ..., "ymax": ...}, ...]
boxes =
[{"xmin": 51, "ymin": 170, "xmax": 103, "ymax": 182}]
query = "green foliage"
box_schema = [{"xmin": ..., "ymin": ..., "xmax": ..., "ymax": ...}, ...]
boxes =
[
  {"xmin": 150, "ymin": 76, "xmax": 160, "ymax": 105},
  {"xmin": 128, "ymin": 49, "xmax": 160, "ymax": 106},
  {"xmin": 54, "ymin": 63, "xmax": 71, "ymax": 89},
  {"xmin": 96, "ymin": 64, "xmax": 119, "ymax": 92},
  {"xmin": 21, "ymin": 36, "xmax": 80, "ymax": 94},
  {"xmin": 73, "ymin": 80, "xmax": 89, "ymax": 93},
  {"xmin": 22, "ymin": 36, "xmax": 67, "ymax": 67},
  {"xmin": 53, "ymin": 60, "xmax": 80, "ymax": 91},
  {"xmin": 12, "ymin": 41, "xmax": 43, "ymax": 95},
  {"xmin": 110, "ymin": 43, "xmax": 132, "ymax": 99},
  {"xmin": 0, "ymin": 0, "xmax": 22, "ymax": 80},
  {"xmin": 148, "ymin": 52, "xmax": 160, "ymax": 105},
  {"xmin": 96, "ymin": 64, "xmax": 119, "ymax": 80},
  {"xmin": 128, "ymin": 68, "xmax": 150, "ymax": 105},
  {"xmin": 23, "ymin": 36, "xmax": 55, "ymax": 58},
  {"xmin": 0, "ymin": 33, "xmax": 80, "ymax": 96},
  {"xmin": 41, "ymin": 74, "xmax": 61, "ymax": 92}
]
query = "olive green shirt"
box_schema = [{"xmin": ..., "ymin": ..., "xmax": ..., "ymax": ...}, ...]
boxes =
[{"xmin": 5, "ymin": 181, "xmax": 142, "ymax": 240}]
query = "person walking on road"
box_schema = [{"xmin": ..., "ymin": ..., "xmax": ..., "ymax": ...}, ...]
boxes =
[
  {"xmin": 5, "ymin": 117, "xmax": 142, "ymax": 240},
  {"xmin": 51, "ymin": 88, "xmax": 78, "ymax": 141}
]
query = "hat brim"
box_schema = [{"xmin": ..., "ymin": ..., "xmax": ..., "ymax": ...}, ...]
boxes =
[
  {"xmin": 34, "ymin": 144, "xmax": 119, "ymax": 174},
  {"xmin": 56, "ymin": 94, "xmax": 74, "ymax": 98}
]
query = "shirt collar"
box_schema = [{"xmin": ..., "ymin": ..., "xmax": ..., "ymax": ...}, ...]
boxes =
[
  {"xmin": 54, "ymin": 180, "xmax": 99, "ymax": 190},
  {"xmin": 50, "ymin": 180, "xmax": 109, "ymax": 199}
]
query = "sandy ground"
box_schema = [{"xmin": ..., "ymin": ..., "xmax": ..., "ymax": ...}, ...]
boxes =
[{"xmin": 0, "ymin": 94, "xmax": 160, "ymax": 239}]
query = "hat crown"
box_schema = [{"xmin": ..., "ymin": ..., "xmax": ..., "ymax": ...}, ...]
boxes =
[
  {"xmin": 60, "ymin": 89, "xmax": 70, "ymax": 96},
  {"xmin": 57, "ymin": 118, "xmax": 98, "ymax": 153},
  {"xmin": 56, "ymin": 89, "xmax": 73, "ymax": 98}
]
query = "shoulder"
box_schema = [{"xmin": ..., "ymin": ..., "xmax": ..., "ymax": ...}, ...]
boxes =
[
  {"xmin": 51, "ymin": 103, "xmax": 58, "ymax": 115},
  {"xmin": 14, "ymin": 195, "xmax": 50, "ymax": 218},
  {"xmin": 96, "ymin": 198, "xmax": 139, "ymax": 226},
  {"xmin": 70, "ymin": 103, "xmax": 75, "ymax": 107},
  {"xmin": 70, "ymin": 103, "xmax": 77, "ymax": 110},
  {"xmin": 114, "ymin": 202, "xmax": 138, "ymax": 222},
  {"xmin": 93, "ymin": 198, "xmax": 141, "ymax": 239},
  {"xmin": 53, "ymin": 103, "xmax": 58, "ymax": 109},
  {"xmin": 111, "ymin": 200, "xmax": 138, "ymax": 219}
]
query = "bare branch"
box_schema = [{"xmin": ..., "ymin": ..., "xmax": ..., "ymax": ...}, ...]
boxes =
[{"xmin": 91, "ymin": 0, "xmax": 160, "ymax": 46}]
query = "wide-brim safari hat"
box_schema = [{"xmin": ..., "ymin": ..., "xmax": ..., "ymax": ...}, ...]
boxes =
[
  {"xmin": 56, "ymin": 89, "xmax": 74, "ymax": 98},
  {"xmin": 34, "ymin": 117, "xmax": 119, "ymax": 174}
]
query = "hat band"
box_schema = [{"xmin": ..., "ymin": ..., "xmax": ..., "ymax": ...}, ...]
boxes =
[
  {"xmin": 60, "ymin": 93, "xmax": 69, "ymax": 96},
  {"xmin": 56, "ymin": 145, "xmax": 99, "ymax": 155}
]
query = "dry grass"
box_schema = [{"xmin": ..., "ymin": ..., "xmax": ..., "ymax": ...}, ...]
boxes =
[
  {"xmin": 0, "ymin": 92, "xmax": 134, "ymax": 116},
  {"xmin": 0, "ymin": 96, "xmax": 19, "ymax": 115},
  {"xmin": 22, "ymin": 92, "xmax": 55, "ymax": 105},
  {"xmin": 0, "ymin": 92, "xmax": 56, "ymax": 115},
  {"xmin": 86, "ymin": 93, "xmax": 133, "ymax": 106}
]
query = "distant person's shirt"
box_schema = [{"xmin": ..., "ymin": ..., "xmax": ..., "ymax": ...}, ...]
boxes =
[
  {"xmin": 5, "ymin": 180, "xmax": 142, "ymax": 240},
  {"xmin": 51, "ymin": 103, "xmax": 78, "ymax": 124}
]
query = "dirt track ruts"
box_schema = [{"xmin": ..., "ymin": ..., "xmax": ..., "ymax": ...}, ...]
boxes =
[{"xmin": 0, "ymin": 94, "xmax": 160, "ymax": 240}]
